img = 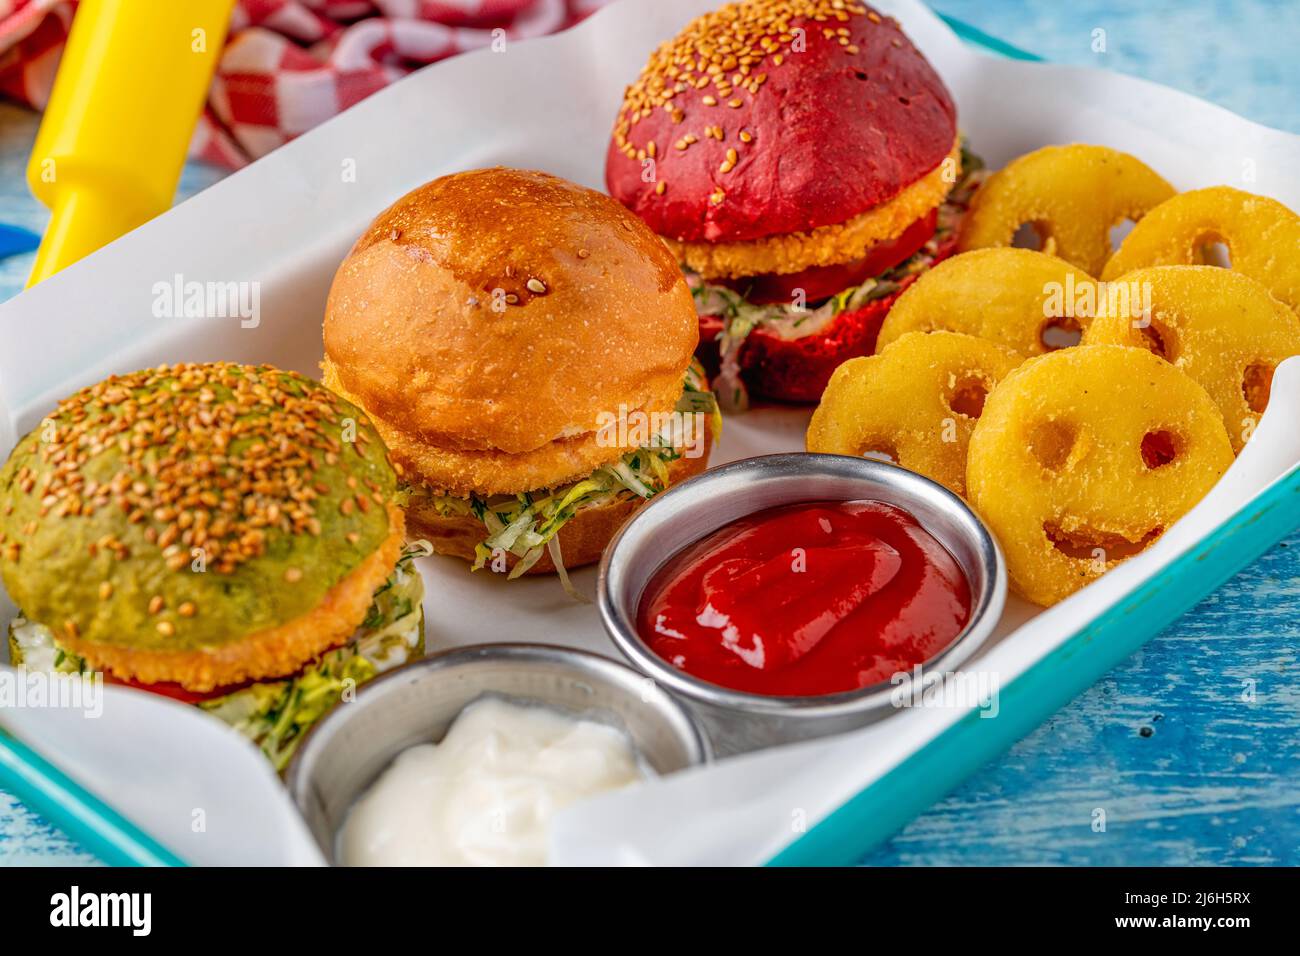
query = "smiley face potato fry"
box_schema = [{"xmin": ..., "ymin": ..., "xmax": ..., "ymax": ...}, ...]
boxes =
[
  {"xmin": 967, "ymin": 345, "xmax": 1234, "ymax": 606},
  {"xmin": 877, "ymin": 248, "xmax": 1099, "ymax": 355},
  {"xmin": 807, "ymin": 331, "xmax": 1023, "ymax": 497},
  {"xmin": 959, "ymin": 144, "xmax": 1175, "ymax": 276},
  {"xmin": 1100, "ymin": 186, "xmax": 1300, "ymax": 316},
  {"xmin": 1084, "ymin": 266, "xmax": 1300, "ymax": 453}
]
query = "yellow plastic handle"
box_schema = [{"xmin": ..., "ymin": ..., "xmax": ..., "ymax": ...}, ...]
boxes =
[{"xmin": 26, "ymin": 0, "xmax": 235, "ymax": 285}]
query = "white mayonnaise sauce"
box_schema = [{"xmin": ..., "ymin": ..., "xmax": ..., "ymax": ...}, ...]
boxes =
[{"xmin": 340, "ymin": 697, "xmax": 644, "ymax": 866}]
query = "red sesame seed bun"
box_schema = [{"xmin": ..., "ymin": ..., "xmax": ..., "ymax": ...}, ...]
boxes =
[{"xmin": 605, "ymin": 1, "xmax": 957, "ymax": 246}]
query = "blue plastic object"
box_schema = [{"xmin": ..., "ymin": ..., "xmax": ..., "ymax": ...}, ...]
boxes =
[{"xmin": 0, "ymin": 223, "xmax": 40, "ymax": 261}]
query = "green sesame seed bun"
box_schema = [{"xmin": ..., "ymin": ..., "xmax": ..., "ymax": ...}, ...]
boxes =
[{"xmin": 0, "ymin": 362, "xmax": 422, "ymax": 704}]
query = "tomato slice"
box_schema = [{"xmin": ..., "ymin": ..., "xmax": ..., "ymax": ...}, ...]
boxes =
[
  {"xmin": 104, "ymin": 671, "xmax": 255, "ymax": 704},
  {"xmin": 725, "ymin": 208, "xmax": 938, "ymax": 305}
]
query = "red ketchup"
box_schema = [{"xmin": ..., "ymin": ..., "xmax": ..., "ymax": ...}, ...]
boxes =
[{"xmin": 636, "ymin": 500, "xmax": 971, "ymax": 697}]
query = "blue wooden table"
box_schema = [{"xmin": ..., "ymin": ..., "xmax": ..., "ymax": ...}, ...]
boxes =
[{"xmin": 1, "ymin": 0, "xmax": 1298, "ymax": 866}]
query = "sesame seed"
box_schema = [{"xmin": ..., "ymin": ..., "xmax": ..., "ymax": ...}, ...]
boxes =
[
  {"xmin": 610, "ymin": 1, "xmax": 871, "ymax": 160},
  {"xmin": 178, "ymin": 601, "xmax": 196, "ymax": 617},
  {"xmin": 655, "ymin": 181, "xmax": 666, "ymax": 195},
  {"xmin": 284, "ymin": 567, "xmax": 303, "ymax": 583},
  {"xmin": 526, "ymin": 278, "xmax": 547, "ymax": 294},
  {"xmin": 1, "ymin": 362, "xmax": 387, "ymax": 578},
  {"xmin": 99, "ymin": 582, "xmax": 113, "ymax": 600},
  {"xmin": 148, "ymin": 595, "xmax": 164, "ymax": 615},
  {"xmin": 156, "ymin": 620, "xmax": 175, "ymax": 637}
]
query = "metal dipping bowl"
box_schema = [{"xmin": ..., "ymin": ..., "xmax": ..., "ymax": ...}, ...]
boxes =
[
  {"xmin": 597, "ymin": 453, "xmax": 1007, "ymax": 754},
  {"xmin": 285, "ymin": 643, "xmax": 710, "ymax": 864}
]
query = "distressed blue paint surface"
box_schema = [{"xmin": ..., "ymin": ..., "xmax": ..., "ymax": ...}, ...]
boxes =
[{"xmin": 1, "ymin": 0, "xmax": 1298, "ymax": 866}]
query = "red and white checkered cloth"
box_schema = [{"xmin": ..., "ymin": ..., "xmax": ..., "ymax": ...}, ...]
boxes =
[{"xmin": 0, "ymin": 0, "xmax": 616, "ymax": 167}]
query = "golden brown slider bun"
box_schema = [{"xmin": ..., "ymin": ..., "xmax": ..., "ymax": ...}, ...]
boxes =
[
  {"xmin": 323, "ymin": 167, "xmax": 699, "ymax": 497},
  {"xmin": 406, "ymin": 432, "xmax": 713, "ymax": 575}
]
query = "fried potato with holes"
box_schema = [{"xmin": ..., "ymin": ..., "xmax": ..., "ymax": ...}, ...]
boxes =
[
  {"xmin": 807, "ymin": 331, "xmax": 1023, "ymax": 497},
  {"xmin": 878, "ymin": 248, "xmax": 1099, "ymax": 355},
  {"xmin": 967, "ymin": 345, "xmax": 1233, "ymax": 606},
  {"xmin": 1084, "ymin": 266, "xmax": 1300, "ymax": 453},
  {"xmin": 1100, "ymin": 186, "xmax": 1300, "ymax": 315},
  {"xmin": 958, "ymin": 144, "xmax": 1175, "ymax": 276}
]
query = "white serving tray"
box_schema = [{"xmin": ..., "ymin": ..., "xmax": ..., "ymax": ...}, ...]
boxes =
[{"xmin": 2, "ymin": 0, "xmax": 1299, "ymax": 866}]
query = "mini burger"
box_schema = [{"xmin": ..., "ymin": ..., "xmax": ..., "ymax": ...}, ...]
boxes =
[
  {"xmin": 1, "ymin": 363, "xmax": 425, "ymax": 769},
  {"xmin": 605, "ymin": 0, "xmax": 984, "ymax": 406},
  {"xmin": 322, "ymin": 167, "xmax": 715, "ymax": 587}
]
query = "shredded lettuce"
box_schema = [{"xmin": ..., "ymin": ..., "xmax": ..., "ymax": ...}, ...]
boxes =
[
  {"xmin": 429, "ymin": 436, "xmax": 680, "ymax": 579},
  {"xmin": 8, "ymin": 618, "xmax": 88, "ymax": 676},
  {"xmin": 8, "ymin": 540, "xmax": 432, "ymax": 771},
  {"xmin": 200, "ymin": 540, "xmax": 430, "ymax": 768},
  {"xmin": 696, "ymin": 143, "xmax": 988, "ymax": 410},
  {"xmin": 547, "ymin": 536, "xmax": 583, "ymax": 603},
  {"xmin": 414, "ymin": 366, "xmax": 719, "ymax": 586}
]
